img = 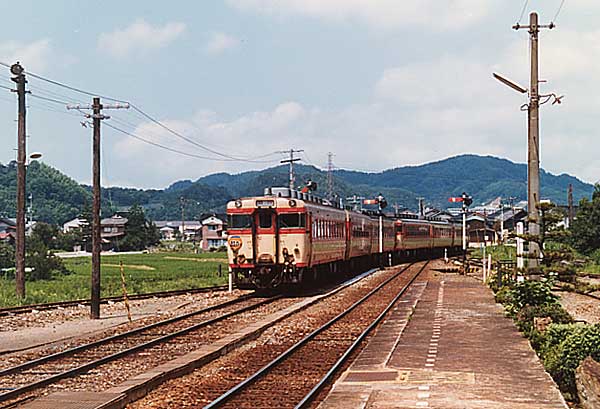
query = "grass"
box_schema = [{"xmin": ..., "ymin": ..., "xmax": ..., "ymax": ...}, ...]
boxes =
[
  {"xmin": 469, "ymin": 244, "xmax": 516, "ymax": 262},
  {"xmin": 580, "ymin": 263, "xmax": 600, "ymax": 276},
  {"xmin": 0, "ymin": 252, "xmax": 228, "ymax": 307}
]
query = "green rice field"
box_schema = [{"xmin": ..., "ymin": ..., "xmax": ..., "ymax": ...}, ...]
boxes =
[{"xmin": 0, "ymin": 252, "xmax": 228, "ymax": 307}]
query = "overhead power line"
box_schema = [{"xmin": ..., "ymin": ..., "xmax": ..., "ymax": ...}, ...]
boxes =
[
  {"xmin": 552, "ymin": 0, "xmax": 566, "ymax": 23},
  {"xmin": 105, "ymin": 122, "xmax": 271, "ymax": 162},
  {"xmin": 0, "ymin": 61, "xmax": 283, "ymax": 165},
  {"xmin": 29, "ymin": 93, "xmax": 71, "ymax": 106},
  {"xmin": 516, "ymin": 0, "xmax": 529, "ymax": 24},
  {"xmin": 129, "ymin": 104, "xmax": 275, "ymax": 163},
  {"xmin": 0, "ymin": 60, "xmax": 128, "ymax": 104}
]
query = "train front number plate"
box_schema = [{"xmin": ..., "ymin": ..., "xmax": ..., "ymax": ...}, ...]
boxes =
[{"xmin": 228, "ymin": 236, "xmax": 243, "ymax": 251}]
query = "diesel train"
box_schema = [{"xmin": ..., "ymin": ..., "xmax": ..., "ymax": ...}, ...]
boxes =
[{"xmin": 226, "ymin": 187, "xmax": 462, "ymax": 289}]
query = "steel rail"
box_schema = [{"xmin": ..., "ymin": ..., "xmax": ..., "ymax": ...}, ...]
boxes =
[
  {"xmin": 203, "ymin": 261, "xmax": 421, "ymax": 409},
  {"xmin": 0, "ymin": 284, "xmax": 231, "ymax": 316},
  {"xmin": 0, "ymin": 294, "xmax": 276, "ymax": 403},
  {"xmin": 295, "ymin": 261, "xmax": 428, "ymax": 408}
]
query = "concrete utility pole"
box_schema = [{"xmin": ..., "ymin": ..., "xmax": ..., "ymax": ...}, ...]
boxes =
[
  {"xmin": 506, "ymin": 11, "xmax": 558, "ymax": 270},
  {"xmin": 11, "ymin": 62, "xmax": 27, "ymax": 299},
  {"xmin": 67, "ymin": 98, "xmax": 129, "ymax": 319},
  {"xmin": 279, "ymin": 149, "xmax": 303, "ymax": 190}
]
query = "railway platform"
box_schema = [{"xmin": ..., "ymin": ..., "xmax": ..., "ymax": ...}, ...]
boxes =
[{"xmin": 318, "ymin": 270, "xmax": 568, "ymax": 409}]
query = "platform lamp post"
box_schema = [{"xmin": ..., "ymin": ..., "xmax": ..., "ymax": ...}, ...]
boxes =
[{"xmin": 26, "ymin": 152, "xmax": 42, "ymax": 226}]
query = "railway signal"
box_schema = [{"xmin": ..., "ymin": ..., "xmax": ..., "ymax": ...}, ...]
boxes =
[
  {"xmin": 458, "ymin": 192, "xmax": 473, "ymax": 273},
  {"xmin": 364, "ymin": 194, "xmax": 387, "ymax": 262}
]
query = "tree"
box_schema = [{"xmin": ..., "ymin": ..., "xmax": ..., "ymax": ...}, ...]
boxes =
[
  {"xmin": 513, "ymin": 201, "xmax": 575, "ymax": 280},
  {"xmin": 30, "ymin": 222, "xmax": 59, "ymax": 246},
  {"xmin": 26, "ymin": 223, "xmax": 70, "ymax": 280},
  {"xmin": 0, "ymin": 242, "xmax": 14, "ymax": 270},
  {"xmin": 118, "ymin": 205, "xmax": 160, "ymax": 251},
  {"xmin": 570, "ymin": 184, "xmax": 600, "ymax": 255}
]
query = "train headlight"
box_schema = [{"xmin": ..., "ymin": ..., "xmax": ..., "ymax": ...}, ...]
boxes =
[
  {"xmin": 289, "ymin": 199, "xmax": 297, "ymax": 207},
  {"xmin": 235, "ymin": 200, "xmax": 242, "ymax": 208}
]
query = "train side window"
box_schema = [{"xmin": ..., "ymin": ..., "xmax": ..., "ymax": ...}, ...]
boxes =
[
  {"xmin": 258, "ymin": 212, "xmax": 272, "ymax": 229},
  {"xmin": 279, "ymin": 213, "xmax": 306, "ymax": 228},
  {"xmin": 228, "ymin": 214, "xmax": 252, "ymax": 229}
]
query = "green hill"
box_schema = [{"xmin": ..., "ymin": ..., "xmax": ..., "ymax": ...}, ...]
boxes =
[
  {"xmin": 0, "ymin": 155, "xmax": 593, "ymax": 224},
  {"xmin": 198, "ymin": 155, "xmax": 593, "ymax": 209}
]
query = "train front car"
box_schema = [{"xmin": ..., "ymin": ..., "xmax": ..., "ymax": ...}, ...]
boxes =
[{"xmin": 226, "ymin": 188, "xmax": 310, "ymax": 289}]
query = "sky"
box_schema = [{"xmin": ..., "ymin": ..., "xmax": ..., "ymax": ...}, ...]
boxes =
[{"xmin": 0, "ymin": 0, "xmax": 597, "ymax": 189}]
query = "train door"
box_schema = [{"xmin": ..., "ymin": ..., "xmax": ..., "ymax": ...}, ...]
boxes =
[{"xmin": 254, "ymin": 210, "xmax": 277, "ymax": 264}]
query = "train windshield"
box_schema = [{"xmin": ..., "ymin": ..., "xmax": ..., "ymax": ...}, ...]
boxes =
[
  {"xmin": 228, "ymin": 214, "xmax": 252, "ymax": 229},
  {"xmin": 278, "ymin": 213, "xmax": 306, "ymax": 228}
]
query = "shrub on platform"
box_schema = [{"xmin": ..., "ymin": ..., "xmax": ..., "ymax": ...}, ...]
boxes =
[
  {"xmin": 516, "ymin": 304, "xmax": 573, "ymax": 336},
  {"xmin": 539, "ymin": 324, "xmax": 600, "ymax": 401},
  {"xmin": 498, "ymin": 279, "xmax": 558, "ymax": 316}
]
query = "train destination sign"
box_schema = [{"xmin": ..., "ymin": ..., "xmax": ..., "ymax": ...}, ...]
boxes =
[{"xmin": 256, "ymin": 200, "xmax": 275, "ymax": 208}]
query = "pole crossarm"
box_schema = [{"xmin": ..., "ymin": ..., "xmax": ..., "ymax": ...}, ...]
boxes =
[{"xmin": 278, "ymin": 149, "xmax": 304, "ymax": 190}]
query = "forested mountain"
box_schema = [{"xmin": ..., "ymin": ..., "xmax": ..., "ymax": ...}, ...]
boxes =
[
  {"xmin": 0, "ymin": 161, "xmax": 88, "ymax": 224},
  {"xmin": 0, "ymin": 155, "xmax": 594, "ymax": 225}
]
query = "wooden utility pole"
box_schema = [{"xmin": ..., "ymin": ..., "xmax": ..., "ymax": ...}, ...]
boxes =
[
  {"xmin": 279, "ymin": 149, "xmax": 303, "ymax": 190},
  {"xmin": 11, "ymin": 62, "xmax": 27, "ymax": 299},
  {"xmin": 91, "ymin": 97, "xmax": 102, "ymax": 319},
  {"xmin": 67, "ymin": 98, "xmax": 129, "ymax": 319},
  {"xmin": 513, "ymin": 12, "xmax": 555, "ymax": 269}
]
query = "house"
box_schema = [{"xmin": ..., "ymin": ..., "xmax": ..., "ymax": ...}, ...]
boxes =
[
  {"xmin": 200, "ymin": 215, "xmax": 227, "ymax": 250},
  {"xmin": 101, "ymin": 215, "xmax": 128, "ymax": 250},
  {"xmin": 0, "ymin": 218, "xmax": 16, "ymax": 244},
  {"xmin": 466, "ymin": 214, "xmax": 497, "ymax": 246},
  {"xmin": 158, "ymin": 225, "xmax": 177, "ymax": 241},
  {"xmin": 154, "ymin": 221, "xmax": 202, "ymax": 241},
  {"xmin": 63, "ymin": 217, "xmax": 88, "ymax": 233}
]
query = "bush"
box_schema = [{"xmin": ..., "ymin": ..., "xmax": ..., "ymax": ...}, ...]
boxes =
[
  {"xmin": 516, "ymin": 304, "xmax": 573, "ymax": 336},
  {"xmin": 0, "ymin": 242, "xmax": 15, "ymax": 269},
  {"xmin": 26, "ymin": 238, "xmax": 70, "ymax": 280},
  {"xmin": 507, "ymin": 280, "xmax": 558, "ymax": 314},
  {"xmin": 539, "ymin": 324, "xmax": 600, "ymax": 400}
]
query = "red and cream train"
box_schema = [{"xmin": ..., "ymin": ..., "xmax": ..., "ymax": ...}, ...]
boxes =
[{"xmin": 226, "ymin": 187, "xmax": 461, "ymax": 288}]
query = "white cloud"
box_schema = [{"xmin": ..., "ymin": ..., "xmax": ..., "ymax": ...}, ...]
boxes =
[
  {"xmin": 0, "ymin": 39, "xmax": 52, "ymax": 73},
  {"xmin": 375, "ymin": 56, "xmax": 505, "ymax": 108},
  {"xmin": 98, "ymin": 19, "xmax": 186, "ymax": 58},
  {"xmin": 111, "ymin": 102, "xmax": 310, "ymax": 187},
  {"xmin": 227, "ymin": 0, "xmax": 497, "ymax": 30},
  {"xmin": 205, "ymin": 32, "xmax": 240, "ymax": 55}
]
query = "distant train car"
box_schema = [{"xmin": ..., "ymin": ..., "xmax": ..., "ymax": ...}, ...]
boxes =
[{"xmin": 227, "ymin": 187, "xmax": 461, "ymax": 289}]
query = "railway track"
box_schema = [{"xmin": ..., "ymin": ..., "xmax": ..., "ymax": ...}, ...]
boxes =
[
  {"xmin": 0, "ymin": 293, "xmax": 279, "ymax": 407},
  {"xmin": 202, "ymin": 261, "xmax": 428, "ymax": 409},
  {"xmin": 0, "ymin": 266, "xmax": 389, "ymax": 407},
  {"xmin": 0, "ymin": 284, "xmax": 231, "ymax": 317}
]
